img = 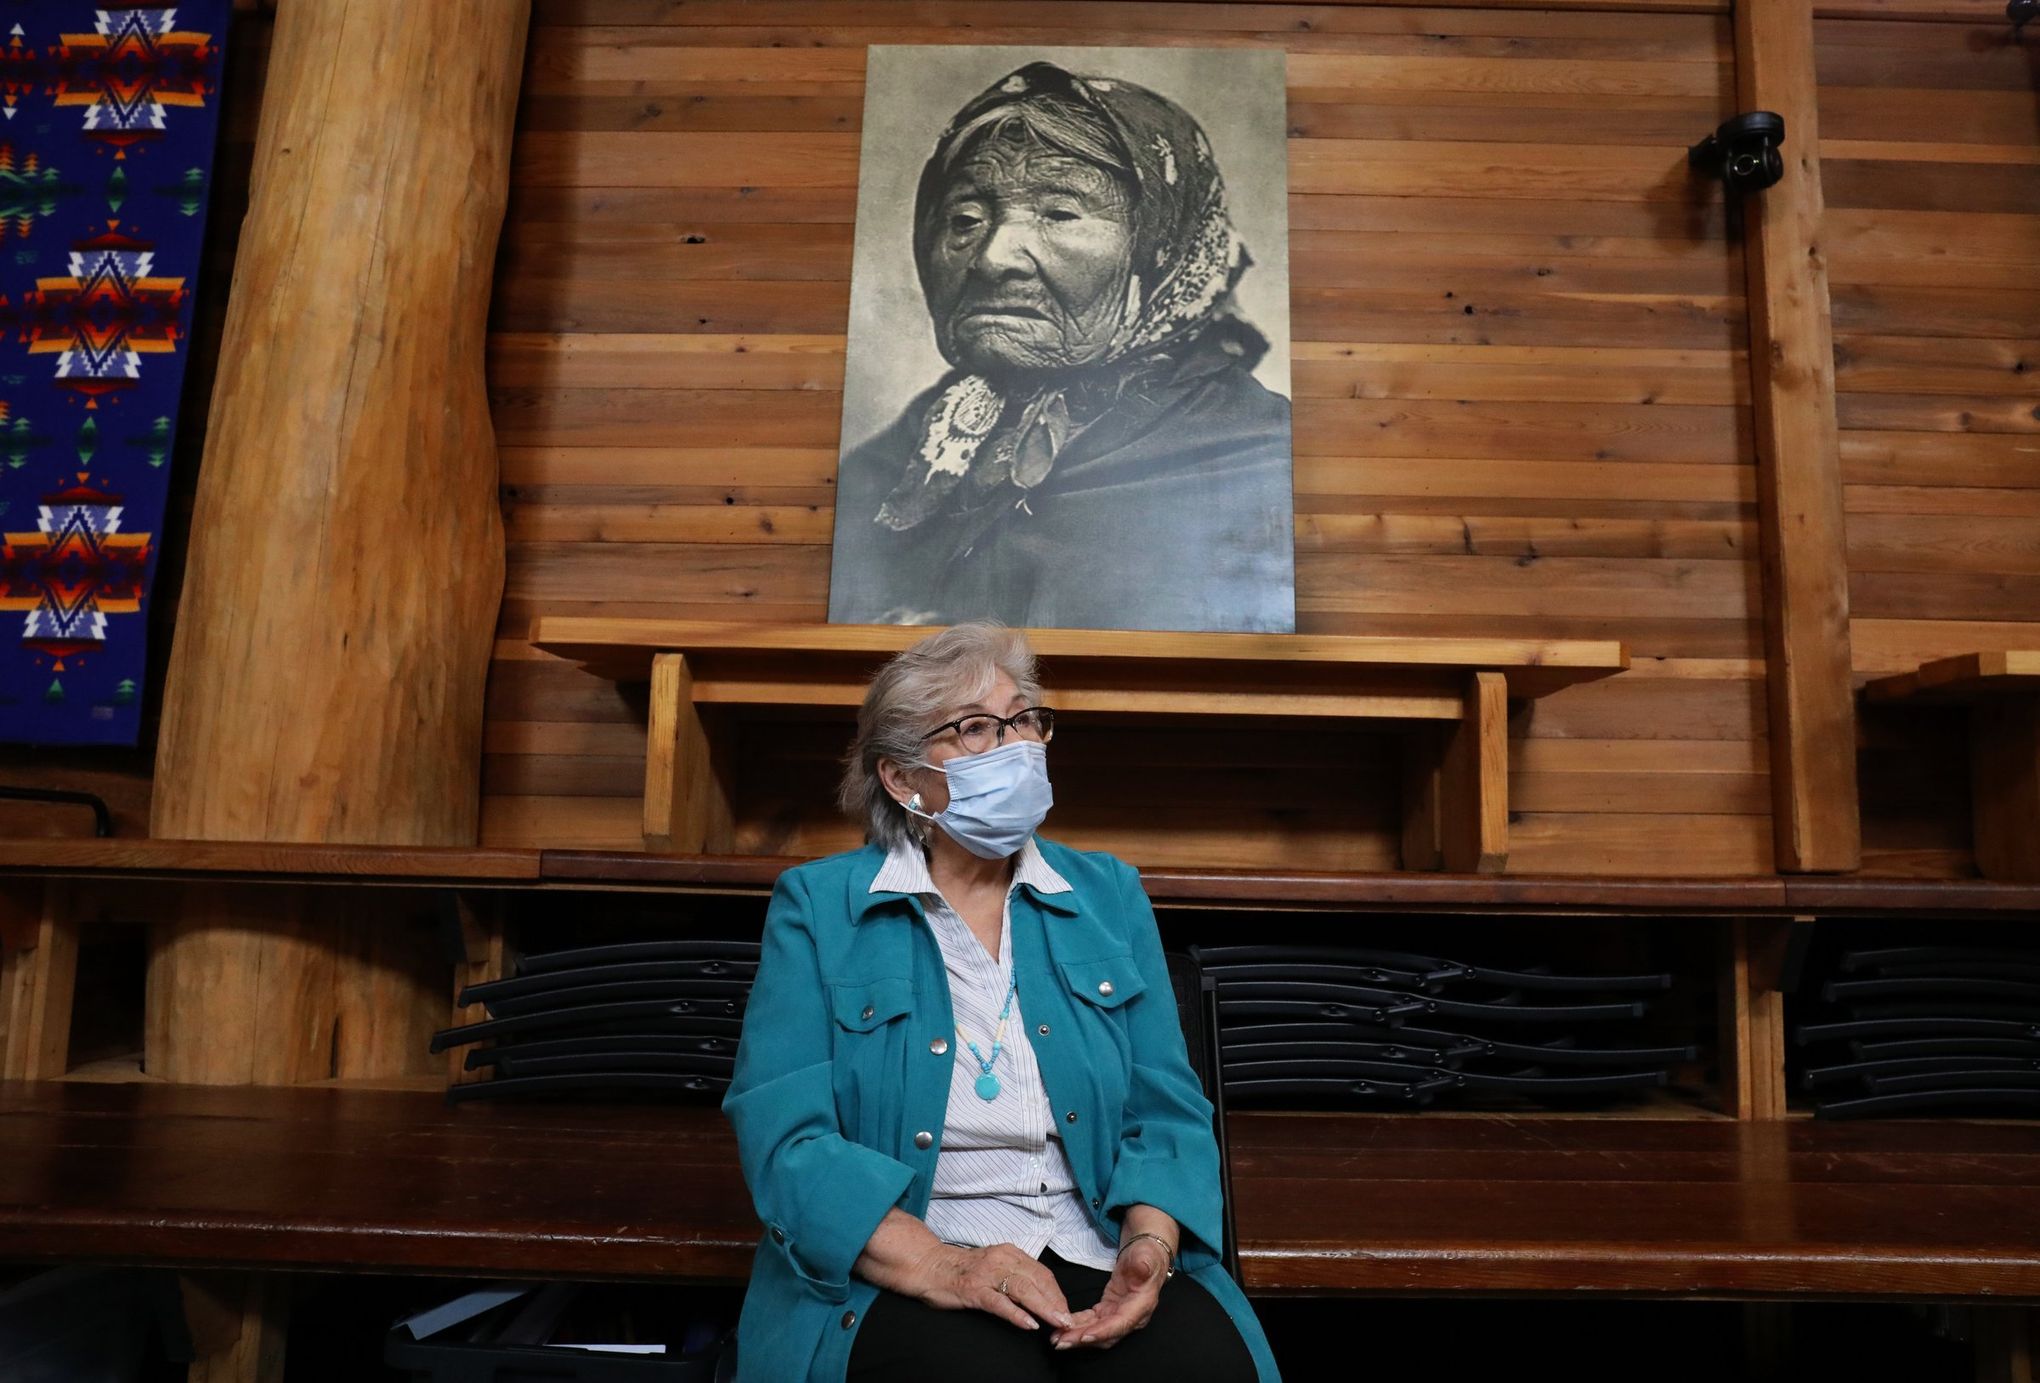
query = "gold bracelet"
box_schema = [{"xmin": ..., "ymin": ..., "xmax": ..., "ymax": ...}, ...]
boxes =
[{"xmin": 1118, "ymin": 1230, "xmax": 1177, "ymax": 1280}]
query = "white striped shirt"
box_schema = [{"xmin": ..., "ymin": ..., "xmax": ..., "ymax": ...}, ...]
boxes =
[{"xmin": 871, "ymin": 836, "xmax": 1121, "ymax": 1270}]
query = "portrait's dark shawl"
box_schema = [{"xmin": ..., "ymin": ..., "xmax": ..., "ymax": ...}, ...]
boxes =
[
  {"xmin": 830, "ymin": 59, "xmax": 1294, "ymax": 633},
  {"xmin": 831, "ymin": 316, "xmax": 1293, "ymax": 632}
]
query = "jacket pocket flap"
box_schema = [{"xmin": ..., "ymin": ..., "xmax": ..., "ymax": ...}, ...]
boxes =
[
  {"xmin": 1057, "ymin": 953, "xmax": 1146, "ymax": 1009},
  {"xmin": 829, "ymin": 974, "xmax": 914, "ymax": 1031}
]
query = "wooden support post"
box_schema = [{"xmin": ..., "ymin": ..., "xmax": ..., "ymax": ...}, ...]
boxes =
[
  {"xmin": 145, "ymin": 884, "xmax": 449, "ymax": 1086},
  {"xmin": 180, "ymin": 1273, "xmax": 288, "ymax": 1383},
  {"xmin": 146, "ymin": 886, "xmax": 335, "ymax": 1085},
  {"xmin": 330, "ymin": 889, "xmax": 453, "ymax": 1084},
  {"xmin": 1735, "ymin": 0, "xmax": 1862, "ymax": 873},
  {"xmin": 0, "ymin": 881, "xmax": 78, "ymax": 1082},
  {"xmin": 152, "ymin": 0, "xmax": 528, "ymax": 846},
  {"xmin": 1970, "ymin": 698, "xmax": 2040, "ymax": 882},
  {"xmin": 1974, "ymin": 1307, "xmax": 2036, "ymax": 1383},
  {"xmin": 448, "ymin": 892, "xmax": 508, "ymax": 1087},
  {"xmin": 1438, "ymin": 672, "xmax": 1508, "ymax": 874},
  {"xmin": 1718, "ymin": 916, "xmax": 1798, "ymax": 1121},
  {"xmin": 1398, "ymin": 724, "xmax": 1443, "ymax": 872},
  {"xmin": 140, "ymin": 0, "xmax": 530, "ymax": 1085},
  {"xmin": 644, "ymin": 652, "xmax": 737, "ymax": 855},
  {"xmin": 1742, "ymin": 1302, "xmax": 1793, "ymax": 1381}
]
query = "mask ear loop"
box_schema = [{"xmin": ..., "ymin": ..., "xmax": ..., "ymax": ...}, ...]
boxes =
[{"xmin": 900, "ymin": 790, "xmax": 938, "ymax": 846}]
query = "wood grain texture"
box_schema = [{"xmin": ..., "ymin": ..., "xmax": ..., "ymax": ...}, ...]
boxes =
[
  {"xmin": 151, "ymin": 0, "xmax": 528, "ymax": 846},
  {"xmin": 0, "ymin": 882, "xmax": 75, "ymax": 1082},
  {"xmin": 1970, "ymin": 698, "xmax": 2040, "ymax": 883},
  {"xmin": 1228, "ymin": 1110, "xmax": 2040, "ymax": 1295},
  {"xmin": 477, "ymin": 5, "xmax": 1770, "ymax": 874},
  {"xmin": 1820, "ymin": 12, "xmax": 2040, "ymax": 882},
  {"xmin": 644, "ymin": 653, "xmax": 737, "ymax": 853},
  {"xmin": 1439, "ymin": 672, "xmax": 1509, "ymax": 873},
  {"xmin": 1736, "ymin": 0, "xmax": 1862, "ymax": 873},
  {"xmin": 0, "ymin": 1082, "xmax": 759, "ymax": 1278},
  {"xmin": 7, "ymin": 836, "xmax": 2040, "ymax": 913},
  {"xmin": 534, "ymin": 617, "xmax": 1629, "ymax": 692},
  {"xmin": 15, "ymin": 1082, "xmax": 2040, "ymax": 1298},
  {"xmin": 1716, "ymin": 917, "xmax": 1788, "ymax": 1120},
  {"xmin": 447, "ymin": 894, "xmax": 508, "ymax": 1088},
  {"xmin": 0, "ymin": 839, "xmax": 544, "ymax": 881},
  {"xmin": 180, "ymin": 1274, "xmax": 287, "ymax": 1383}
]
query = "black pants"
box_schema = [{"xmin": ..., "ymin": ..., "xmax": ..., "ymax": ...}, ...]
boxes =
[{"xmin": 846, "ymin": 1247, "xmax": 1259, "ymax": 1382}]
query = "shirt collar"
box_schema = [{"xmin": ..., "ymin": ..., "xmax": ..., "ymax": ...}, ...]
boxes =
[{"xmin": 863, "ymin": 834, "xmax": 1073, "ymax": 912}]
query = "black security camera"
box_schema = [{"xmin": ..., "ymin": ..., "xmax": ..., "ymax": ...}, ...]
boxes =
[{"xmin": 1688, "ymin": 112, "xmax": 1786, "ymax": 195}]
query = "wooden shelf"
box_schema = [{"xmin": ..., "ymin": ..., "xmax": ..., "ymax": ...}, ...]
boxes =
[
  {"xmin": 529, "ymin": 619, "xmax": 1632, "ymax": 702},
  {"xmin": 0, "ymin": 1081, "xmax": 757, "ymax": 1279},
  {"xmin": 526, "ymin": 617, "xmax": 1632, "ymax": 872},
  {"xmin": 7, "ymin": 1082, "xmax": 2036, "ymax": 1298},
  {"xmin": 4, "ymin": 837, "xmax": 2040, "ymax": 917},
  {"xmin": 1860, "ymin": 651, "xmax": 2040, "ymax": 883},
  {"xmin": 0, "ymin": 838, "xmax": 542, "ymax": 885},
  {"xmin": 1227, "ymin": 1109, "xmax": 2040, "ymax": 1297},
  {"xmin": 1861, "ymin": 651, "xmax": 2040, "ymax": 705}
]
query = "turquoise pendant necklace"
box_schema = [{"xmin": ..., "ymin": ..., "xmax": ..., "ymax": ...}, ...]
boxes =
[{"xmin": 961, "ymin": 976, "xmax": 1017, "ymax": 1101}]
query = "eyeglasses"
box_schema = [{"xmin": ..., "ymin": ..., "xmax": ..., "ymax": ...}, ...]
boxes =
[{"xmin": 920, "ymin": 706, "xmax": 1056, "ymax": 755}]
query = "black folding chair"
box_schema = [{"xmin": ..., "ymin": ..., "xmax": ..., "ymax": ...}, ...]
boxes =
[{"xmin": 1167, "ymin": 950, "xmax": 1240, "ymax": 1284}]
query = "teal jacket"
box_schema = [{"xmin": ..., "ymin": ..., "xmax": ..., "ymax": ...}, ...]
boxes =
[{"xmin": 721, "ymin": 837, "xmax": 1281, "ymax": 1382}]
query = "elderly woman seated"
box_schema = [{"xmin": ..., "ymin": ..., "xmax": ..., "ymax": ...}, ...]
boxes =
[
  {"xmin": 722, "ymin": 622, "xmax": 1279, "ymax": 1381},
  {"xmin": 828, "ymin": 61, "xmax": 1293, "ymax": 633}
]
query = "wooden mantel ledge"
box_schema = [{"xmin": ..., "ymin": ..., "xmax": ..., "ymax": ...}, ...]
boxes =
[
  {"xmin": 2, "ymin": 838, "xmax": 2039, "ymax": 917},
  {"xmin": 1860, "ymin": 651, "xmax": 2040, "ymax": 704},
  {"xmin": 526, "ymin": 618, "xmax": 1632, "ymax": 873},
  {"xmin": 527, "ymin": 617, "xmax": 1631, "ymax": 702},
  {"xmin": 0, "ymin": 837, "xmax": 544, "ymax": 884}
]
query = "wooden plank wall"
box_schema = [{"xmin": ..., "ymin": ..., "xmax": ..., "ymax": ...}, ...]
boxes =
[
  {"xmin": 484, "ymin": 0, "xmax": 1772, "ymax": 874},
  {"xmin": 8, "ymin": 3, "xmax": 2023, "ymax": 881},
  {"xmin": 1817, "ymin": 10, "xmax": 2040, "ymax": 876}
]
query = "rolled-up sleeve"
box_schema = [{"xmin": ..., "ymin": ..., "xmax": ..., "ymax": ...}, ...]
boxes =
[
  {"xmin": 1098, "ymin": 859, "xmax": 1225, "ymax": 1268},
  {"xmin": 722, "ymin": 870, "xmax": 915, "ymax": 1299}
]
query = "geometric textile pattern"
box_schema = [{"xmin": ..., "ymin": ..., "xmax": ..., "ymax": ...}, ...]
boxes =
[{"xmin": 0, "ymin": 3, "xmax": 228, "ymax": 744}]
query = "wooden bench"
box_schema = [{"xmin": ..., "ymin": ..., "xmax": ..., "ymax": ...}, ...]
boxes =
[
  {"xmin": 527, "ymin": 619, "xmax": 1630, "ymax": 874},
  {"xmin": 1861, "ymin": 652, "xmax": 2040, "ymax": 883},
  {"xmin": 1227, "ymin": 1111, "xmax": 2040, "ymax": 1299},
  {"xmin": 6, "ymin": 1082, "xmax": 2038, "ymax": 1302}
]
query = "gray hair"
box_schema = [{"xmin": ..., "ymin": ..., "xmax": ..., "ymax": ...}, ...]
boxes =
[{"xmin": 838, "ymin": 621, "xmax": 1044, "ymax": 851}]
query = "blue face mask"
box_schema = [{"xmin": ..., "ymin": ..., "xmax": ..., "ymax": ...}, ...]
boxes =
[{"xmin": 903, "ymin": 738, "xmax": 1054, "ymax": 860}]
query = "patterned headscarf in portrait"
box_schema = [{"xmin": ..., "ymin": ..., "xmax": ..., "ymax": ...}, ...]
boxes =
[{"xmin": 878, "ymin": 61, "xmax": 1256, "ymax": 532}]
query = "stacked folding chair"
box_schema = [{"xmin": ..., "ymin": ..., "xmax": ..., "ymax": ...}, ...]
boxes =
[
  {"xmin": 1188, "ymin": 942, "xmax": 1694, "ymax": 1111},
  {"xmin": 431, "ymin": 939, "xmax": 761, "ymax": 1103},
  {"xmin": 1793, "ymin": 945, "xmax": 2040, "ymax": 1119}
]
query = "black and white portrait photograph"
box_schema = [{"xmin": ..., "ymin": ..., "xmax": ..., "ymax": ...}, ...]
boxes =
[{"xmin": 827, "ymin": 45, "xmax": 1295, "ymax": 634}]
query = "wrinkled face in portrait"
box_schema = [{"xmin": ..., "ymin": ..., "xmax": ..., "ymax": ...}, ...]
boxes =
[{"xmin": 924, "ymin": 124, "xmax": 1136, "ymax": 377}]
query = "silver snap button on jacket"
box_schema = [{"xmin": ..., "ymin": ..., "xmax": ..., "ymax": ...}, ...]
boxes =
[
  {"xmin": 861, "ymin": 1004, "xmax": 875, "ymax": 1020},
  {"xmin": 1037, "ymin": 1023, "xmax": 1049, "ymax": 1036},
  {"xmin": 914, "ymin": 1130, "xmax": 933, "ymax": 1149},
  {"xmin": 841, "ymin": 1311, "xmax": 856, "ymax": 1329},
  {"xmin": 1097, "ymin": 980, "xmax": 1114, "ymax": 997}
]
